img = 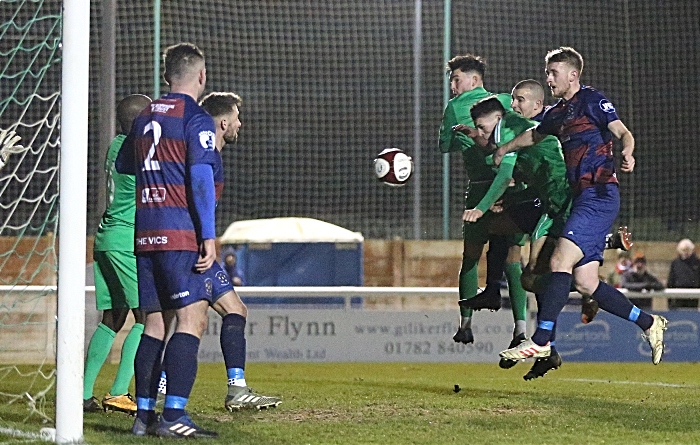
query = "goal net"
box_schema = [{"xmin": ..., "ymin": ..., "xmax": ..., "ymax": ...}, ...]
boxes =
[
  {"xmin": 82, "ymin": 0, "xmax": 699, "ymax": 242},
  {"xmin": 0, "ymin": 0, "xmax": 62, "ymax": 433}
]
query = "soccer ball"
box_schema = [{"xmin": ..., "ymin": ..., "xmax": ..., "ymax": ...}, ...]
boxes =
[{"xmin": 373, "ymin": 148, "xmax": 413, "ymax": 187}]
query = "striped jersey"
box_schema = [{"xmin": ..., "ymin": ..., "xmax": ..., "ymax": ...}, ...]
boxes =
[
  {"xmin": 536, "ymin": 85, "xmax": 620, "ymax": 195},
  {"xmin": 118, "ymin": 93, "xmax": 221, "ymax": 253}
]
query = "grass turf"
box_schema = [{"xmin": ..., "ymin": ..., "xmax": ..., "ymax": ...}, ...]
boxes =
[{"xmin": 2, "ymin": 362, "xmax": 700, "ymax": 444}]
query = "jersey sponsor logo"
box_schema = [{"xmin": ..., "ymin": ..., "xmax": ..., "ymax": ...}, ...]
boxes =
[
  {"xmin": 599, "ymin": 99, "xmax": 616, "ymax": 113},
  {"xmin": 169, "ymin": 290, "xmax": 190, "ymax": 300},
  {"xmin": 141, "ymin": 187, "xmax": 167, "ymax": 203},
  {"xmin": 199, "ymin": 130, "xmax": 215, "ymax": 150},
  {"xmin": 136, "ymin": 236, "xmax": 169, "ymax": 246},
  {"xmin": 151, "ymin": 103, "xmax": 176, "ymax": 113}
]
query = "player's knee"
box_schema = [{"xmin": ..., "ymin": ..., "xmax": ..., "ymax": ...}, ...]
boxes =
[
  {"xmin": 211, "ymin": 291, "xmax": 247, "ymax": 318},
  {"xmin": 101, "ymin": 308, "xmax": 129, "ymax": 331},
  {"xmin": 549, "ymin": 252, "xmax": 574, "ymax": 273},
  {"xmin": 574, "ymin": 279, "xmax": 598, "ymax": 296},
  {"xmin": 131, "ymin": 308, "xmax": 146, "ymax": 325},
  {"xmin": 521, "ymin": 269, "xmax": 536, "ymax": 293},
  {"xmin": 175, "ymin": 301, "xmax": 211, "ymax": 338},
  {"xmin": 143, "ymin": 312, "xmax": 167, "ymax": 340},
  {"xmin": 506, "ymin": 246, "xmax": 521, "ymax": 264}
]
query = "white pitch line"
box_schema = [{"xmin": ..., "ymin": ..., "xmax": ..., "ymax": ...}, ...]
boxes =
[
  {"xmin": 558, "ymin": 378, "xmax": 694, "ymax": 388},
  {"xmin": 0, "ymin": 427, "xmax": 55, "ymax": 442}
]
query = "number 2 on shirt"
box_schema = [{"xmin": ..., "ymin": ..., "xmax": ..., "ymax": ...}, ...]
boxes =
[{"xmin": 143, "ymin": 120, "xmax": 161, "ymax": 171}]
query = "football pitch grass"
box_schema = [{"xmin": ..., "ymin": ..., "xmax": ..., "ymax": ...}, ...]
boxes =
[{"xmin": 2, "ymin": 362, "xmax": 700, "ymax": 444}]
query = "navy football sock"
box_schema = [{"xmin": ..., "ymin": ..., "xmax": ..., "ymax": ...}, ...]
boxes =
[
  {"xmin": 592, "ymin": 281, "xmax": 653, "ymax": 330},
  {"xmin": 531, "ymin": 272, "xmax": 572, "ymax": 346},
  {"xmin": 134, "ymin": 334, "xmax": 164, "ymax": 423},
  {"xmin": 162, "ymin": 332, "xmax": 200, "ymax": 422},
  {"xmin": 533, "ymin": 295, "xmax": 557, "ymax": 342},
  {"xmin": 221, "ymin": 313, "xmax": 247, "ymax": 384}
]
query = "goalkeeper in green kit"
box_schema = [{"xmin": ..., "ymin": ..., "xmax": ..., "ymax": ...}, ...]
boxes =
[
  {"xmin": 83, "ymin": 94, "xmax": 151, "ymax": 414},
  {"xmin": 439, "ymin": 54, "xmax": 529, "ymax": 351}
]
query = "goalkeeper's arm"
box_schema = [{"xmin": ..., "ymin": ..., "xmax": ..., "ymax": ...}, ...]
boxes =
[{"xmin": 0, "ymin": 129, "xmax": 24, "ymax": 170}]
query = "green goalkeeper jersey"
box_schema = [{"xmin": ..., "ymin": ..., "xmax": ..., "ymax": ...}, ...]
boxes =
[
  {"xmin": 438, "ymin": 87, "xmax": 512, "ymax": 182},
  {"xmin": 493, "ymin": 111, "xmax": 570, "ymax": 214},
  {"xmin": 94, "ymin": 134, "xmax": 135, "ymax": 252}
]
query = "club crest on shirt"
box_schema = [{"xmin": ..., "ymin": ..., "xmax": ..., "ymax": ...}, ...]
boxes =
[
  {"xmin": 199, "ymin": 130, "xmax": 215, "ymax": 150},
  {"xmin": 599, "ymin": 99, "xmax": 615, "ymax": 113}
]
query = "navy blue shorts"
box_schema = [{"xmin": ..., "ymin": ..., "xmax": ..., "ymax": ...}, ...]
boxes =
[
  {"xmin": 561, "ymin": 183, "xmax": 620, "ymax": 268},
  {"xmin": 137, "ymin": 250, "xmax": 234, "ymax": 312}
]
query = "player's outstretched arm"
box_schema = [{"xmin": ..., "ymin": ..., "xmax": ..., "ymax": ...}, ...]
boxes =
[
  {"xmin": 608, "ymin": 120, "xmax": 635, "ymax": 172},
  {"xmin": 492, "ymin": 127, "xmax": 542, "ymax": 166},
  {"xmin": 464, "ymin": 156, "xmax": 516, "ymax": 222}
]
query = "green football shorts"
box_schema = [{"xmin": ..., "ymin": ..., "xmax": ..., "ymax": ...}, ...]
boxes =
[{"xmin": 93, "ymin": 250, "xmax": 138, "ymax": 310}]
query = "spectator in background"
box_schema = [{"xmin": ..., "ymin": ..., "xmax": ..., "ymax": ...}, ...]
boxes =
[
  {"xmin": 667, "ymin": 239, "xmax": 700, "ymax": 288},
  {"xmin": 667, "ymin": 238, "xmax": 700, "ymax": 308},
  {"xmin": 620, "ymin": 253, "xmax": 664, "ymax": 292},
  {"xmin": 607, "ymin": 250, "xmax": 632, "ymax": 288},
  {"xmin": 221, "ymin": 245, "xmax": 245, "ymax": 286}
]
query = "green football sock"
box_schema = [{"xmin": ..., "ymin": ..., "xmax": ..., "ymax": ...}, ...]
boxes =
[
  {"xmin": 458, "ymin": 259, "xmax": 479, "ymax": 317},
  {"xmin": 83, "ymin": 323, "xmax": 116, "ymax": 400},
  {"xmin": 110, "ymin": 322, "xmax": 144, "ymax": 396},
  {"xmin": 505, "ymin": 262, "xmax": 528, "ymax": 322}
]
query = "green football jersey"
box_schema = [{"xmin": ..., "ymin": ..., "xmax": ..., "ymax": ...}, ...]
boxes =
[
  {"xmin": 94, "ymin": 134, "xmax": 135, "ymax": 252},
  {"xmin": 493, "ymin": 111, "xmax": 571, "ymax": 213},
  {"xmin": 438, "ymin": 87, "xmax": 512, "ymax": 182}
]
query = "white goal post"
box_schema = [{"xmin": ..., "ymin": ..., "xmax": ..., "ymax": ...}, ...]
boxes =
[{"xmin": 55, "ymin": 0, "xmax": 90, "ymax": 443}]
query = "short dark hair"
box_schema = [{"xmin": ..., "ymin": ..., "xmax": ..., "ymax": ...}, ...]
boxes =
[
  {"xmin": 199, "ymin": 92, "xmax": 242, "ymax": 118},
  {"xmin": 470, "ymin": 95, "xmax": 506, "ymax": 122},
  {"xmin": 446, "ymin": 54, "xmax": 485, "ymax": 78},
  {"xmin": 163, "ymin": 42, "xmax": 205, "ymax": 84},
  {"xmin": 116, "ymin": 94, "xmax": 151, "ymax": 134},
  {"xmin": 545, "ymin": 47, "xmax": 584, "ymax": 74},
  {"xmin": 513, "ymin": 79, "xmax": 544, "ymax": 98}
]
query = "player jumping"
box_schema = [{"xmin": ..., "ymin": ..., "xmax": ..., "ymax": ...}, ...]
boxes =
[
  {"xmin": 494, "ymin": 47, "xmax": 667, "ymax": 365},
  {"xmin": 438, "ymin": 54, "xmax": 529, "ymax": 348},
  {"xmin": 463, "ymin": 94, "xmax": 571, "ymax": 378}
]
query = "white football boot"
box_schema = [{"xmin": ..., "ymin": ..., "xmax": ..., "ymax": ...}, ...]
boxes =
[
  {"xmin": 499, "ymin": 338, "xmax": 551, "ymax": 360},
  {"xmin": 642, "ymin": 315, "xmax": 668, "ymax": 365}
]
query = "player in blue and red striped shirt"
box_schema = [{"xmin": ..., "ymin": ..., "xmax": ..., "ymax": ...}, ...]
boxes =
[
  {"xmin": 117, "ymin": 42, "xmax": 219, "ymax": 438},
  {"xmin": 493, "ymin": 47, "xmax": 668, "ymax": 366}
]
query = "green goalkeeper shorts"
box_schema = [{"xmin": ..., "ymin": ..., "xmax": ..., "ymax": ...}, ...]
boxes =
[{"xmin": 93, "ymin": 250, "xmax": 138, "ymax": 310}]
